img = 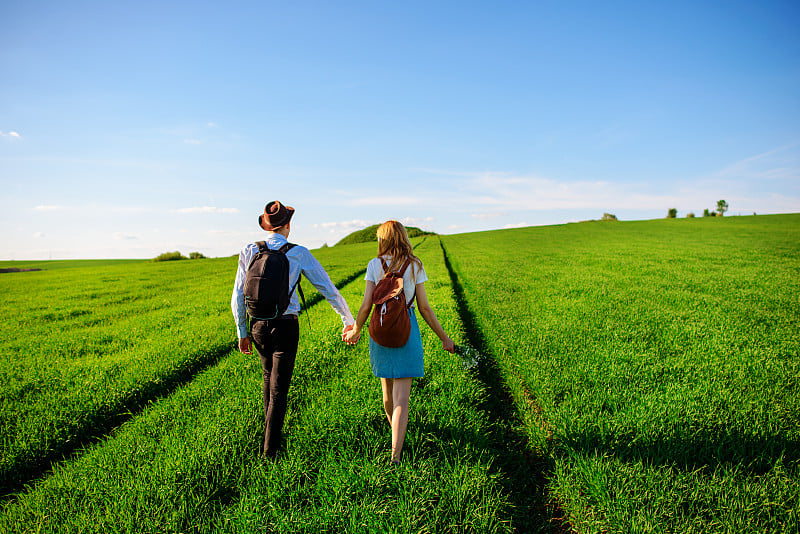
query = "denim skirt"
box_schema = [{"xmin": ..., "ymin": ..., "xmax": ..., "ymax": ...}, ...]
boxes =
[{"xmin": 368, "ymin": 308, "xmax": 424, "ymax": 378}]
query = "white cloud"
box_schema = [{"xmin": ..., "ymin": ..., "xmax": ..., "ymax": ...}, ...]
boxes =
[
  {"xmin": 471, "ymin": 211, "xmax": 507, "ymax": 220},
  {"xmin": 401, "ymin": 216, "xmax": 434, "ymax": 227},
  {"xmin": 340, "ymin": 169, "xmax": 694, "ymax": 221},
  {"xmin": 503, "ymin": 222, "xmax": 529, "ymax": 229},
  {"xmin": 32, "ymin": 204, "xmax": 159, "ymax": 217},
  {"xmin": 348, "ymin": 196, "xmax": 424, "ymax": 207},
  {"xmin": 313, "ymin": 219, "xmax": 372, "ymax": 230},
  {"xmin": 113, "ymin": 206, "xmax": 156, "ymax": 214},
  {"xmin": 710, "ymin": 141, "xmax": 800, "ymax": 183},
  {"xmin": 312, "ymin": 217, "xmax": 433, "ymax": 232},
  {"xmin": 33, "ymin": 232, "xmax": 46, "ymax": 238},
  {"xmin": 114, "ymin": 233, "xmax": 138, "ymax": 240},
  {"xmin": 670, "ymin": 142, "xmax": 800, "ymax": 214},
  {"xmin": 462, "ymin": 171, "xmax": 685, "ymax": 211},
  {"xmin": 0, "ymin": 131, "xmax": 21, "ymax": 138},
  {"xmin": 174, "ymin": 206, "xmax": 240, "ymax": 214},
  {"xmin": 413, "ymin": 163, "xmax": 800, "ymax": 217},
  {"xmin": 308, "ymin": 219, "xmax": 375, "ymax": 247},
  {"xmin": 206, "ymin": 229, "xmax": 243, "ymax": 237}
]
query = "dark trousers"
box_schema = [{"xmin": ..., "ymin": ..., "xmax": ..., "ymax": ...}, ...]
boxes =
[{"xmin": 250, "ymin": 317, "xmax": 300, "ymax": 457}]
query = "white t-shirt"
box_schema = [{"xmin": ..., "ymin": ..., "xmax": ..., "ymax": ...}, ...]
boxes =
[{"xmin": 365, "ymin": 255, "xmax": 428, "ymax": 306}]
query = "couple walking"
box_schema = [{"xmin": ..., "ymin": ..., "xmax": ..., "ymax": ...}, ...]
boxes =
[{"xmin": 231, "ymin": 201, "xmax": 454, "ymax": 464}]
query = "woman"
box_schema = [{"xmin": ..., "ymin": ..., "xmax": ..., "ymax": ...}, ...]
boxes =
[{"xmin": 344, "ymin": 221, "xmax": 455, "ymax": 464}]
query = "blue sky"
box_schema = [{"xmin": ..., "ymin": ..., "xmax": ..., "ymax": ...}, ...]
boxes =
[{"xmin": 2, "ymin": 1, "xmax": 798, "ymax": 260}]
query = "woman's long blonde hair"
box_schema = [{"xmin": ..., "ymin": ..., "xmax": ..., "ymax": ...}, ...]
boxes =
[{"xmin": 376, "ymin": 220, "xmax": 421, "ymax": 274}]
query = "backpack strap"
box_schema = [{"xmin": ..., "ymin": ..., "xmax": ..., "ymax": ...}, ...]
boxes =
[
  {"xmin": 379, "ymin": 257, "xmax": 415, "ymax": 307},
  {"xmin": 246, "ymin": 241, "xmax": 271, "ymax": 271},
  {"xmin": 398, "ymin": 259, "xmax": 411, "ymax": 277},
  {"xmin": 281, "ymin": 243, "xmax": 307, "ymax": 315},
  {"xmin": 254, "ymin": 241, "xmax": 305, "ymax": 309},
  {"xmin": 379, "ymin": 257, "xmax": 411, "ymax": 277},
  {"xmin": 248, "ymin": 241, "xmax": 309, "ymax": 327},
  {"xmin": 400, "ymin": 259, "xmax": 416, "ymax": 308}
]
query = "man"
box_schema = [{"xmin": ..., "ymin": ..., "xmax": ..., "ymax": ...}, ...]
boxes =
[{"xmin": 231, "ymin": 200, "xmax": 354, "ymax": 459}]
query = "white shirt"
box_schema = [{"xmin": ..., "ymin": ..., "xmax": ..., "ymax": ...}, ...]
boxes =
[
  {"xmin": 231, "ymin": 234, "xmax": 354, "ymax": 339},
  {"xmin": 365, "ymin": 255, "xmax": 428, "ymax": 306}
]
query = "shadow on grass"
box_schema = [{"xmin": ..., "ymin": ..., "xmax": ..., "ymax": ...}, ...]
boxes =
[
  {"xmin": 0, "ymin": 342, "xmax": 234, "ymax": 500},
  {"xmin": 558, "ymin": 427, "xmax": 800, "ymax": 474},
  {"xmin": 439, "ymin": 238, "xmax": 569, "ymax": 534},
  {"xmin": 438, "ymin": 236, "xmax": 798, "ymax": 532}
]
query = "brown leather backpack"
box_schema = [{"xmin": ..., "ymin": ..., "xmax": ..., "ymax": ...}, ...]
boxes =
[{"xmin": 368, "ymin": 258, "xmax": 416, "ymax": 347}]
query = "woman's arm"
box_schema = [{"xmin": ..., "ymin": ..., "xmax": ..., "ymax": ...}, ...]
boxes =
[
  {"xmin": 415, "ymin": 282, "xmax": 455, "ymax": 353},
  {"xmin": 345, "ymin": 280, "xmax": 376, "ymax": 344}
]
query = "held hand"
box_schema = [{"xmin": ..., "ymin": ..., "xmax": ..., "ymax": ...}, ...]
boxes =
[
  {"xmin": 341, "ymin": 323, "xmax": 354, "ymax": 342},
  {"xmin": 238, "ymin": 337, "xmax": 253, "ymax": 355},
  {"xmin": 344, "ymin": 328, "xmax": 361, "ymax": 345},
  {"xmin": 442, "ymin": 337, "xmax": 455, "ymax": 353}
]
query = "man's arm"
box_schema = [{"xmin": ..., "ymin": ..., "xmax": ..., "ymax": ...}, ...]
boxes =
[
  {"xmin": 344, "ymin": 280, "xmax": 376, "ymax": 345},
  {"xmin": 299, "ymin": 248, "xmax": 354, "ymax": 327},
  {"xmin": 231, "ymin": 246, "xmax": 253, "ymax": 348}
]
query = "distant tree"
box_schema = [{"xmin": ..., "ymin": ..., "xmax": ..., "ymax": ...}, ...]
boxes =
[
  {"xmin": 320, "ymin": 242, "xmax": 329, "ymax": 248},
  {"xmin": 189, "ymin": 252, "xmax": 207, "ymax": 259},
  {"xmin": 716, "ymin": 199, "xmax": 729, "ymax": 216},
  {"xmin": 686, "ymin": 212, "xmax": 695, "ymax": 218},
  {"xmin": 667, "ymin": 208, "xmax": 677, "ymax": 219},
  {"xmin": 153, "ymin": 251, "xmax": 187, "ymax": 262},
  {"xmin": 601, "ymin": 213, "xmax": 618, "ymax": 221},
  {"xmin": 703, "ymin": 209, "xmax": 716, "ymax": 218}
]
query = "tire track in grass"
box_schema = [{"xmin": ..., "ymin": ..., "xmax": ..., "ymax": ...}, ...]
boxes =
[
  {"xmin": 0, "ymin": 268, "xmax": 366, "ymax": 501},
  {"xmin": 1, "ymin": 348, "xmax": 260, "ymax": 532},
  {"xmin": 0, "ymin": 342, "xmax": 233, "ymax": 499},
  {"xmin": 439, "ymin": 238, "xmax": 570, "ymax": 534}
]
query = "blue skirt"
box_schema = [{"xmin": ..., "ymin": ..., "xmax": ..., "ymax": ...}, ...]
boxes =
[{"xmin": 369, "ymin": 308, "xmax": 424, "ymax": 378}]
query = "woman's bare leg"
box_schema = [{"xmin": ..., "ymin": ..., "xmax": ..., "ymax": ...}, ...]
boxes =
[
  {"xmin": 380, "ymin": 377, "xmax": 394, "ymax": 425},
  {"xmin": 389, "ymin": 377, "xmax": 412, "ymax": 463}
]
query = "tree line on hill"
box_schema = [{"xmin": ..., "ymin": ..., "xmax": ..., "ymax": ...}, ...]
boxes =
[
  {"xmin": 153, "ymin": 251, "xmax": 207, "ymax": 262},
  {"xmin": 590, "ymin": 200, "xmax": 733, "ymax": 224},
  {"xmin": 667, "ymin": 200, "xmax": 729, "ymax": 219}
]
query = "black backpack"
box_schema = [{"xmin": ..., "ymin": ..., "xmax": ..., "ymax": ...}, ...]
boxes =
[{"xmin": 243, "ymin": 242, "xmax": 304, "ymax": 321}]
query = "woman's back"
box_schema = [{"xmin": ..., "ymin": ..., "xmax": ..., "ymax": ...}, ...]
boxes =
[{"xmin": 365, "ymin": 255, "xmax": 427, "ymax": 306}]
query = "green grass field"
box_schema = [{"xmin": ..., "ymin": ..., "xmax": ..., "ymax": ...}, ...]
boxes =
[
  {"xmin": 1, "ymin": 215, "xmax": 798, "ymax": 533},
  {"xmin": 442, "ymin": 214, "xmax": 800, "ymax": 533}
]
